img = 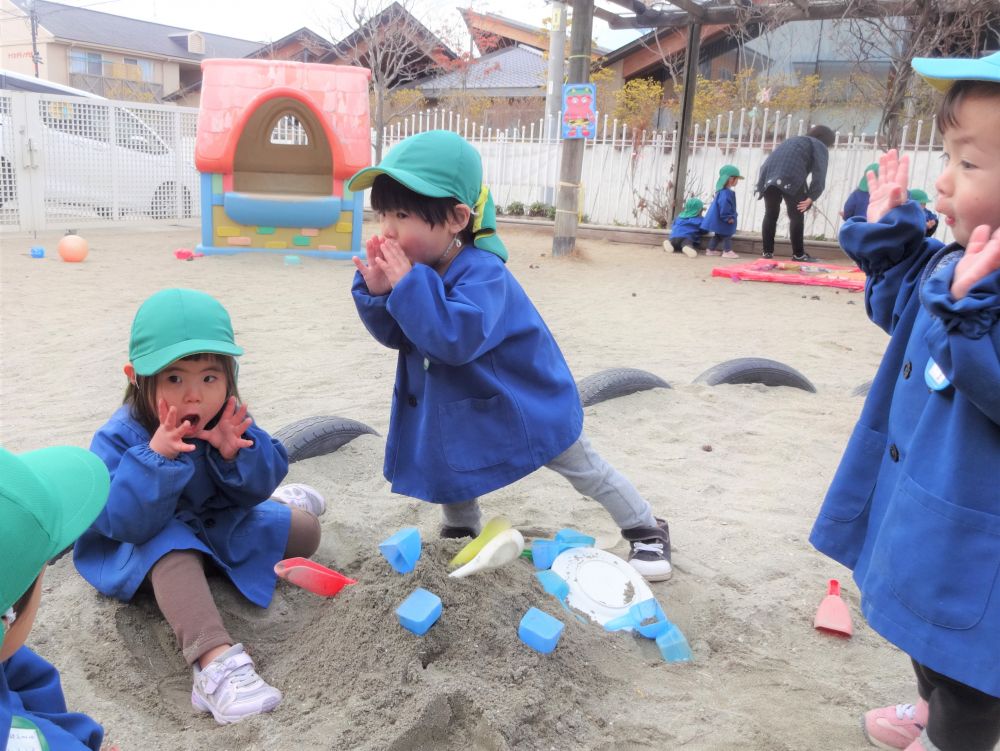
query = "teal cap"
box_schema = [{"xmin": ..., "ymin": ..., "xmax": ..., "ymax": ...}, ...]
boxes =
[
  {"xmin": 129, "ymin": 288, "xmax": 242, "ymax": 376},
  {"xmin": 716, "ymin": 164, "xmax": 743, "ymax": 191},
  {"xmin": 858, "ymin": 162, "xmax": 879, "ymax": 192},
  {"xmin": 0, "ymin": 446, "xmax": 109, "ymax": 617},
  {"xmin": 348, "ymin": 130, "xmax": 507, "ymax": 262},
  {"xmin": 913, "ymin": 49, "xmax": 1000, "ymax": 92},
  {"xmin": 909, "ymin": 188, "xmax": 930, "ymax": 204},
  {"xmin": 679, "ymin": 197, "xmax": 704, "ymax": 218}
]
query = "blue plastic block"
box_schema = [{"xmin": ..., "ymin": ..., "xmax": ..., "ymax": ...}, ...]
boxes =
[
  {"xmin": 395, "ymin": 588, "xmax": 442, "ymax": 636},
  {"xmin": 518, "ymin": 607, "xmax": 564, "ymax": 654},
  {"xmin": 535, "ymin": 570, "xmax": 569, "ymax": 603},
  {"xmin": 379, "ymin": 527, "xmax": 421, "ymax": 574},
  {"xmin": 531, "ymin": 539, "xmax": 564, "ymax": 570},
  {"xmin": 604, "ymin": 597, "xmax": 669, "ymax": 639},
  {"xmin": 30, "ymin": 246, "xmax": 45, "ymax": 258},
  {"xmin": 554, "ymin": 528, "xmax": 595, "ymax": 549},
  {"xmin": 655, "ymin": 623, "xmax": 694, "ymax": 663}
]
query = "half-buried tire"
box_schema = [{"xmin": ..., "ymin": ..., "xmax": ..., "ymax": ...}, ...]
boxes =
[
  {"xmin": 274, "ymin": 415, "xmax": 379, "ymax": 463},
  {"xmin": 577, "ymin": 367, "xmax": 671, "ymax": 407},
  {"xmin": 851, "ymin": 379, "xmax": 873, "ymax": 397},
  {"xmin": 693, "ymin": 357, "xmax": 816, "ymax": 393}
]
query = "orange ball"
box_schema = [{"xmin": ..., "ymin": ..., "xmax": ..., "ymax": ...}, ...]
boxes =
[{"xmin": 57, "ymin": 234, "xmax": 89, "ymax": 263}]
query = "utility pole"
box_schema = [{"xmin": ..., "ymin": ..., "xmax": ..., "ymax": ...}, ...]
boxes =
[
  {"xmin": 551, "ymin": 0, "xmax": 592, "ymax": 257},
  {"xmin": 544, "ymin": 0, "xmax": 567, "ymax": 139},
  {"xmin": 27, "ymin": 0, "xmax": 42, "ymax": 77},
  {"xmin": 669, "ymin": 23, "xmax": 700, "ymax": 221}
]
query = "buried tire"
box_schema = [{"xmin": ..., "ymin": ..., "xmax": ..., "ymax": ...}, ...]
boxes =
[
  {"xmin": 693, "ymin": 357, "xmax": 816, "ymax": 393},
  {"xmin": 577, "ymin": 367, "xmax": 671, "ymax": 407},
  {"xmin": 274, "ymin": 415, "xmax": 379, "ymax": 463},
  {"xmin": 851, "ymin": 379, "xmax": 873, "ymax": 397}
]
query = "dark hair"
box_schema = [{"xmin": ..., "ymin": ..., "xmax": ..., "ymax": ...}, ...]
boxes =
[
  {"xmin": 807, "ymin": 124, "xmax": 835, "ymax": 148},
  {"xmin": 370, "ymin": 174, "xmax": 474, "ymax": 243},
  {"xmin": 123, "ymin": 353, "xmax": 240, "ymax": 436},
  {"xmin": 936, "ymin": 80, "xmax": 1000, "ymax": 133}
]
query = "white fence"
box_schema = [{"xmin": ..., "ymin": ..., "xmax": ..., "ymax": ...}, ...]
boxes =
[{"xmin": 1, "ymin": 92, "xmax": 951, "ymax": 246}]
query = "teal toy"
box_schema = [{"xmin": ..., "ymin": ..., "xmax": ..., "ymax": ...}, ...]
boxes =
[
  {"xmin": 518, "ymin": 607, "xmax": 564, "ymax": 654},
  {"xmin": 379, "ymin": 527, "xmax": 421, "ymax": 574},
  {"xmin": 396, "ymin": 588, "xmax": 441, "ymax": 636}
]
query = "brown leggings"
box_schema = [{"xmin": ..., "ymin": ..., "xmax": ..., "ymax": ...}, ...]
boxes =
[{"xmin": 150, "ymin": 507, "xmax": 321, "ymax": 665}]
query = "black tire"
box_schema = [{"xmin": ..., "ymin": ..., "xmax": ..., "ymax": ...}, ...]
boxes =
[
  {"xmin": 851, "ymin": 379, "xmax": 873, "ymax": 397},
  {"xmin": 273, "ymin": 415, "xmax": 379, "ymax": 463},
  {"xmin": 577, "ymin": 367, "xmax": 671, "ymax": 407},
  {"xmin": 693, "ymin": 357, "xmax": 816, "ymax": 392}
]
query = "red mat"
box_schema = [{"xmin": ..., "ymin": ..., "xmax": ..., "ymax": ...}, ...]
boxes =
[{"xmin": 712, "ymin": 258, "xmax": 866, "ymax": 291}]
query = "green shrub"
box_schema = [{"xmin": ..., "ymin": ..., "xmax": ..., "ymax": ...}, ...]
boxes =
[
  {"xmin": 528, "ymin": 201, "xmax": 548, "ymax": 217},
  {"xmin": 507, "ymin": 201, "xmax": 525, "ymax": 216}
]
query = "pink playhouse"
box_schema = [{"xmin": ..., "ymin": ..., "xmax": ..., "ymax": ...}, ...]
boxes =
[{"xmin": 195, "ymin": 59, "xmax": 371, "ymax": 258}]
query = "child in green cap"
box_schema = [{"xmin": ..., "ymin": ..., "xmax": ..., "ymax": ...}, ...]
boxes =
[
  {"xmin": 908, "ymin": 188, "xmax": 939, "ymax": 237},
  {"xmin": 665, "ymin": 197, "xmax": 705, "ymax": 257},
  {"xmin": 702, "ymin": 164, "xmax": 743, "ymax": 258},
  {"xmin": 74, "ymin": 288, "xmax": 326, "ymax": 725},
  {"xmin": 841, "ymin": 162, "xmax": 879, "ymax": 221},
  {"xmin": 1, "ymin": 445, "xmax": 110, "ymax": 750},
  {"xmin": 349, "ymin": 129, "xmax": 672, "ymax": 581}
]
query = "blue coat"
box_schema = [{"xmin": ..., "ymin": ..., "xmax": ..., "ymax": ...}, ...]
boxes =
[
  {"xmin": 352, "ymin": 246, "xmax": 584, "ymax": 503},
  {"xmin": 75, "ymin": 406, "xmax": 290, "ymax": 608},
  {"xmin": 701, "ymin": 188, "xmax": 737, "ymax": 236},
  {"xmin": 669, "ymin": 215, "xmax": 704, "ymax": 243},
  {"xmin": 810, "ymin": 202, "xmax": 1000, "ymax": 697},
  {"xmin": 1, "ymin": 647, "xmax": 102, "ymax": 750},
  {"xmin": 842, "ymin": 189, "xmax": 869, "ymax": 221}
]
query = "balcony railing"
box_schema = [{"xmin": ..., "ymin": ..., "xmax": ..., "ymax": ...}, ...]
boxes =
[{"xmin": 69, "ymin": 73, "xmax": 163, "ymax": 103}]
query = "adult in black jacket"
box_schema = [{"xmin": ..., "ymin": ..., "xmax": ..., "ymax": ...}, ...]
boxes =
[{"xmin": 755, "ymin": 124, "xmax": 835, "ymax": 261}]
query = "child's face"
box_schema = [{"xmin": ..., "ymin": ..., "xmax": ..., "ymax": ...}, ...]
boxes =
[
  {"xmin": 378, "ymin": 208, "xmax": 465, "ymax": 266},
  {"xmin": 935, "ymin": 93, "xmax": 1000, "ymax": 247},
  {"xmin": 153, "ymin": 356, "xmax": 228, "ymax": 433}
]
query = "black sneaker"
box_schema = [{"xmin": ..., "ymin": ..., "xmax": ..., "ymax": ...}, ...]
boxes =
[
  {"xmin": 622, "ymin": 518, "xmax": 672, "ymax": 581},
  {"xmin": 792, "ymin": 253, "xmax": 818, "ymax": 262},
  {"xmin": 439, "ymin": 525, "xmax": 477, "ymax": 539},
  {"xmin": 761, "ymin": 251, "xmax": 774, "ymax": 259}
]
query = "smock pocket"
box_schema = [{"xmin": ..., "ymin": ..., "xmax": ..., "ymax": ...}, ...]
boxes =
[
  {"xmin": 817, "ymin": 423, "xmax": 886, "ymax": 523},
  {"xmin": 882, "ymin": 475, "xmax": 1000, "ymax": 629},
  {"xmin": 439, "ymin": 394, "xmax": 516, "ymax": 472}
]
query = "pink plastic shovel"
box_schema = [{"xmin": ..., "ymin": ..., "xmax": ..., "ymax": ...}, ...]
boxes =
[
  {"xmin": 274, "ymin": 557, "xmax": 356, "ymax": 597},
  {"xmin": 814, "ymin": 578, "xmax": 852, "ymax": 637}
]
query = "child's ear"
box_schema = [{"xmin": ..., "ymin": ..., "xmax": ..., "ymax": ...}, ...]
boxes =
[
  {"xmin": 123, "ymin": 363, "xmax": 137, "ymax": 386},
  {"xmin": 450, "ymin": 203, "xmax": 472, "ymax": 233}
]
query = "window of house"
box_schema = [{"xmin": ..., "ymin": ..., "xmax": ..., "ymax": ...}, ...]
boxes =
[
  {"xmin": 68, "ymin": 51, "xmax": 105, "ymax": 76},
  {"xmin": 123, "ymin": 57, "xmax": 155, "ymax": 82}
]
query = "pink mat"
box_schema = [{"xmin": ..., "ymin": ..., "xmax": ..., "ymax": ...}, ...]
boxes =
[{"xmin": 712, "ymin": 259, "xmax": 866, "ymax": 291}]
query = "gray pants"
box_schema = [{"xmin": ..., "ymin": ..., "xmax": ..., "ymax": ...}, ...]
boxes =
[{"xmin": 441, "ymin": 434, "xmax": 657, "ymax": 532}]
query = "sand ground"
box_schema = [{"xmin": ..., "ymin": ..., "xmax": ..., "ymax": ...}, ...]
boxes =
[{"xmin": 1, "ymin": 222, "xmax": 915, "ymax": 750}]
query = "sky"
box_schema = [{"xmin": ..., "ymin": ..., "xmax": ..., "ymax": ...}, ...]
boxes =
[{"xmin": 39, "ymin": 0, "xmax": 642, "ymax": 52}]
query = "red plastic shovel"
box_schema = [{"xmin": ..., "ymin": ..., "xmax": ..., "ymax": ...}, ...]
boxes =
[
  {"xmin": 274, "ymin": 557, "xmax": 356, "ymax": 597},
  {"xmin": 814, "ymin": 578, "xmax": 852, "ymax": 637}
]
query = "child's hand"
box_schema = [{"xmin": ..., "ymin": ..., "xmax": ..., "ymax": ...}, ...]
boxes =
[
  {"xmin": 952, "ymin": 225, "xmax": 1000, "ymax": 300},
  {"xmin": 866, "ymin": 149, "xmax": 910, "ymax": 222},
  {"xmin": 353, "ymin": 235, "xmax": 392, "ymax": 296},
  {"xmin": 373, "ymin": 238, "xmax": 413, "ymax": 288},
  {"xmin": 149, "ymin": 399, "xmax": 197, "ymax": 460},
  {"xmin": 196, "ymin": 396, "xmax": 254, "ymax": 461}
]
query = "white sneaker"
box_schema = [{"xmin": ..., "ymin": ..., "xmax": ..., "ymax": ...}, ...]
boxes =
[
  {"xmin": 681, "ymin": 244, "xmax": 698, "ymax": 258},
  {"xmin": 191, "ymin": 644, "xmax": 282, "ymax": 724},
  {"xmin": 721, "ymin": 250, "xmax": 739, "ymax": 259},
  {"xmin": 271, "ymin": 483, "xmax": 325, "ymax": 516}
]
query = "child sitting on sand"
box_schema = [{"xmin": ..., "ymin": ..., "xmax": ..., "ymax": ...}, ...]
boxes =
[
  {"xmin": 2, "ymin": 445, "xmax": 110, "ymax": 750},
  {"xmin": 348, "ymin": 129, "xmax": 672, "ymax": 581},
  {"xmin": 74, "ymin": 288, "xmax": 325, "ymax": 725},
  {"xmin": 664, "ymin": 197, "xmax": 705, "ymax": 258},
  {"xmin": 810, "ymin": 50, "xmax": 1000, "ymax": 751}
]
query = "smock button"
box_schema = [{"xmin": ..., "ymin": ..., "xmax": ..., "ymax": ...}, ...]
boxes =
[
  {"xmin": 889, "ymin": 444, "xmax": 899, "ymax": 462},
  {"xmin": 205, "ymin": 517, "xmax": 216, "ymax": 528},
  {"xmin": 407, "ymin": 395, "xmax": 418, "ymax": 407},
  {"xmin": 903, "ymin": 361, "xmax": 912, "ymax": 379}
]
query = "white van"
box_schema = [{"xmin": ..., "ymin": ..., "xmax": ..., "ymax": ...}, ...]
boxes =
[{"xmin": 1, "ymin": 69, "xmax": 197, "ymax": 220}]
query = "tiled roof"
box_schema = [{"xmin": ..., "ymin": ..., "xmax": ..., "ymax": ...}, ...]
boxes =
[
  {"xmin": 13, "ymin": 0, "xmax": 264, "ymax": 61},
  {"xmin": 411, "ymin": 45, "xmax": 546, "ymax": 94}
]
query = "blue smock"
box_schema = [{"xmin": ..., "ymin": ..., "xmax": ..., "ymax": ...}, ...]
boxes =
[
  {"xmin": 74, "ymin": 406, "xmax": 290, "ymax": 608},
  {"xmin": 1, "ymin": 647, "xmax": 103, "ymax": 750},
  {"xmin": 669, "ymin": 215, "xmax": 704, "ymax": 243},
  {"xmin": 701, "ymin": 188, "xmax": 738, "ymax": 236},
  {"xmin": 842, "ymin": 189, "xmax": 870, "ymax": 221},
  {"xmin": 810, "ymin": 202, "xmax": 1000, "ymax": 697},
  {"xmin": 352, "ymin": 246, "xmax": 583, "ymax": 503}
]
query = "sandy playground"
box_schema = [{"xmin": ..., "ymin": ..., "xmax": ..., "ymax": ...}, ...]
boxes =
[{"xmin": 1, "ymin": 221, "xmax": 917, "ymax": 750}]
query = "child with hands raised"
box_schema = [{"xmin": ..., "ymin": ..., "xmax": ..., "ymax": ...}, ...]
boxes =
[
  {"xmin": 810, "ymin": 51, "xmax": 1000, "ymax": 751},
  {"xmin": 74, "ymin": 288, "xmax": 325, "ymax": 726}
]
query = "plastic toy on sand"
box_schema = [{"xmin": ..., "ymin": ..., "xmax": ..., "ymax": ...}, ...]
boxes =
[
  {"xmin": 448, "ymin": 528, "xmax": 524, "ymax": 578},
  {"xmin": 518, "ymin": 607, "xmax": 564, "ymax": 654},
  {"xmin": 379, "ymin": 527, "xmax": 421, "ymax": 574},
  {"xmin": 57, "ymin": 234, "xmax": 88, "ymax": 262},
  {"xmin": 274, "ymin": 557, "xmax": 356, "ymax": 597},
  {"xmin": 396, "ymin": 588, "xmax": 442, "ymax": 636},
  {"xmin": 814, "ymin": 578, "xmax": 852, "ymax": 637}
]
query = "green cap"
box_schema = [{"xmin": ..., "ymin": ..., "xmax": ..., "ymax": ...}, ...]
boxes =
[
  {"xmin": 0, "ymin": 446, "xmax": 109, "ymax": 617},
  {"xmin": 858, "ymin": 162, "xmax": 879, "ymax": 192},
  {"xmin": 348, "ymin": 130, "xmax": 508, "ymax": 262},
  {"xmin": 716, "ymin": 164, "xmax": 743, "ymax": 191},
  {"xmin": 909, "ymin": 188, "xmax": 930, "ymax": 204},
  {"xmin": 679, "ymin": 197, "xmax": 704, "ymax": 218},
  {"xmin": 129, "ymin": 289, "xmax": 243, "ymax": 376}
]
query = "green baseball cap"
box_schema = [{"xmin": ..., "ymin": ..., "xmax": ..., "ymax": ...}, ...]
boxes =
[
  {"xmin": 0, "ymin": 446, "xmax": 109, "ymax": 617},
  {"xmin": 679, "ymin": 197, "xmax": 704, "ymax": 218},
  {"xmin": 909, "ymin": 188, "xmax": 930, "ymax": 204},
  {"xmin": 913, "ymin": 49, "xmax": 1000, "ymax": 92},
  {"xmin": 716, "ymin": 164, "xmax": 743, "ymax": 191},
  {"xmin": 348, "ymin": 130, "xmax": 507, "ymax": 261},
  {"xmin": 858, "ymin": 162, "xmax": 879, "ymax": 192},
  {"xmin": 129, "ymin": 288, "xmax": 243, "ymax": 376}
]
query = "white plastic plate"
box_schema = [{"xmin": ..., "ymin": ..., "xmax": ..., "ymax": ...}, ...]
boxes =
[{"xmin": 549, "ymin": 547, "xmax": 653, "ymax": 626}]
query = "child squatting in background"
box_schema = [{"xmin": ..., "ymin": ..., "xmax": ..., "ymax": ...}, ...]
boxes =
[
  {"xmin": 809, "ymin": 51, "xmax": 1000, "ymax": 751},
  {"xmin": 349, "ymin": 130, "xmax": 672, "ymax": 581},
  {"xmin": 664, "ymin": 197, "xmax": 705, "ymax": 258},
  {"xmin": 702, "ymin": 164, "xmax": 743, "ymax": 259},
  {"xmin": 1, "ymin": 445, "xmax": 110, "ymax": 750},
  {"xmin": 74, "ymin": 288, "xmax": 326, "ymax": 725},
  {"xmin": 841, "ymin": 162, "xmax": 879, "ymax": 221},
  {"xmin": 908, "ymin": 188, "xmax": 940, "ymax": 237}
]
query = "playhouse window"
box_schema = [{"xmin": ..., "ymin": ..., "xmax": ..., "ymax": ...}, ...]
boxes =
[{"xmin": 270, "ymin": 114, "xmax": 309, "ymax": 146}]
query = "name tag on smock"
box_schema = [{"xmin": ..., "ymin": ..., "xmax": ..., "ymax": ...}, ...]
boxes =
[
  {"xmin": 925, "ymin": 358, "xmax": 951, "ymax": 391},
  {"xmin": 8, "ymin": 716, "xmax": 49, "ymax": 751}
]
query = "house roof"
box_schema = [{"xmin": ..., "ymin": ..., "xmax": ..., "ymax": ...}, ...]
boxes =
[
  {"xmin": 12, "ymin": 0, "xmax": 264, "ymax": 61},
  {"xmin": 410, "ymin": 45, "xmax": 546, "ymax": 97},
  {"xmin": 325, "ymin": 2, "xmax": 456, "ymax": 65},
  {"xmin": 246, "ymin": 27, "xmax": 336, "ymax": 61},
  {"xmin": 458, "ymin": 7, "xmax": 610, "ymax": 57}
]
